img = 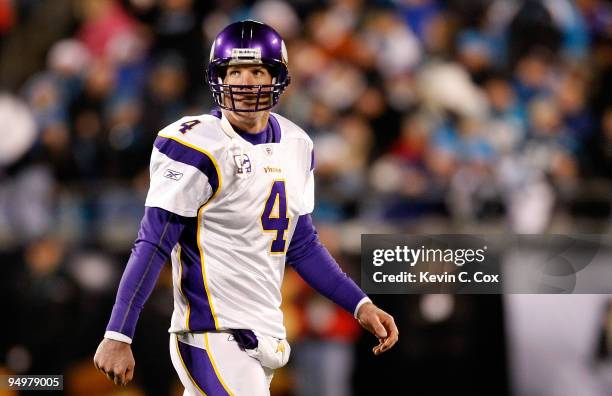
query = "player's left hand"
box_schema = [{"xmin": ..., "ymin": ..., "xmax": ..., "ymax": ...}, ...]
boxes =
[{"xmin": 356, "ymin": 302, "xmax": 399, "ymax": 355}]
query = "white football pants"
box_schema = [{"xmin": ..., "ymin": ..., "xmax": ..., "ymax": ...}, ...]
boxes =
[{"xmin": 170, "ymin": 332, "xmax": 274, "ymax": 396}]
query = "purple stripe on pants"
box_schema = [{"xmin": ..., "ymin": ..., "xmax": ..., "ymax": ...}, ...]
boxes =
[{"xmin": 176, "ymin": 339, "xmax": 231, "ymax": 396}]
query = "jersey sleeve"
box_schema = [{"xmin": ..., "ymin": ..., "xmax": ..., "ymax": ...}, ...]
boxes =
[
  {"xmin": 144, "ymin": 135, "xmax": 221, "ymax": 217},
  {"xmin": 105, "ymin": 207, "xmax": 189, "ymax": 342}
]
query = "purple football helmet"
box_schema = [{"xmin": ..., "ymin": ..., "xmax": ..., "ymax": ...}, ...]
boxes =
[{"xmin": 206, "ymin": 20, "xmax": 290, "ymax": 112}]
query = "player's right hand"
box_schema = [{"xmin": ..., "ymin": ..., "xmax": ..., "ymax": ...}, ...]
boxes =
[{"xmin": 93, "ymin": 338, "xmax": 135, "ymax": 386}]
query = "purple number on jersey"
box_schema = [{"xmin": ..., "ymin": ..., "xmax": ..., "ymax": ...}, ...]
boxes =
[
  {"xmin": 261, "ymin": 180, "xmax": 289, "ymax": 253},
  {"xmin": 179, "ymin": 120, "xmax": 201, "ymax": 134}
]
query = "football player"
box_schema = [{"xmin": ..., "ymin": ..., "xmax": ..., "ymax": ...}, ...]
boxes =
[{"xmin": 94, "ymin": 20, "xmax": 398, "ymax": 395}]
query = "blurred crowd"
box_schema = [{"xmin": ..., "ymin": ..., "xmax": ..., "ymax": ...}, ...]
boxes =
[
  {"xmin": 0, "ymin": 0, "xmax": 611, "ymax": 395},
  {"xmin": 1, "ymin": 0, "xmax": 611, "ymax": 243}
]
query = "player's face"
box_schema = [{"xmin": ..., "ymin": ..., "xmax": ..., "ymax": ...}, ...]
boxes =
[
  {"xmin": 223, "ymin": 65, "xmax": 273, "ymax": 112},
  {"xmin": 221, "ymin": 65, "xmax": 273, "ymax": 131}
]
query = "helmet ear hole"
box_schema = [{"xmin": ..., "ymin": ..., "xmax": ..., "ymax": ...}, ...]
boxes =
[
  {"xmin": 265, "ymin": 64, "xmax": 280, "ymax": 79},
  {"xmin": 217, "ymin": 66, "xmax": 228, "ymax": 80}
]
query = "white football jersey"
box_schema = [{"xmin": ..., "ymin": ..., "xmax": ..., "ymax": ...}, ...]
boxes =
[{"xmin": 145, "ymin": 112, "xmax": 314, "ymax": 339}]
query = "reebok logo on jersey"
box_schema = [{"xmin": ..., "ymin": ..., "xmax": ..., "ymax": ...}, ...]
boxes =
[{"xmin": 164, "ymin": 169, "xmax": 183, "ymax": 181}]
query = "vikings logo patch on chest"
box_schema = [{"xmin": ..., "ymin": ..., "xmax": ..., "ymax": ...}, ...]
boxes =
[{"xmin": 233, "ymin": 153, "xmax": 252, "ymax": 174}]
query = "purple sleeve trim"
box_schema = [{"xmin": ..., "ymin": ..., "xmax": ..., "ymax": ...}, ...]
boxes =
[
  {"xmin": 106, "ymin": 207, "xmax": 187, "ymax": 339},
  {"xmin": 154, "ymin": 136, "xmax": 220, "ymax": 196},
  {"xmin": 286, "ymin": 214, "xmax": 366, "ymax": 314}
]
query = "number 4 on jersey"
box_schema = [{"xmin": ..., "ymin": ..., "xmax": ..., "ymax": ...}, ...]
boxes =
[
  {"xmin": 261, "ymin": 180, "xmax": 290, "ymax": 254},
  {"xmin": 179, "ymin": 120, "xmax": 201, "ymax": 134}
]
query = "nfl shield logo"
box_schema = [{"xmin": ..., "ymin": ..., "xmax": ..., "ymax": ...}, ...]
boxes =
[{"xmin": 265, "ymin": 146, "xmax": 273, "ymax": 156}]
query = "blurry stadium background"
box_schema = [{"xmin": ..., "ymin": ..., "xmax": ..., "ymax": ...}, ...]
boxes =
[{"xmin": 0, "ymin": 0, "xmax": 611, "ymax": 395}]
